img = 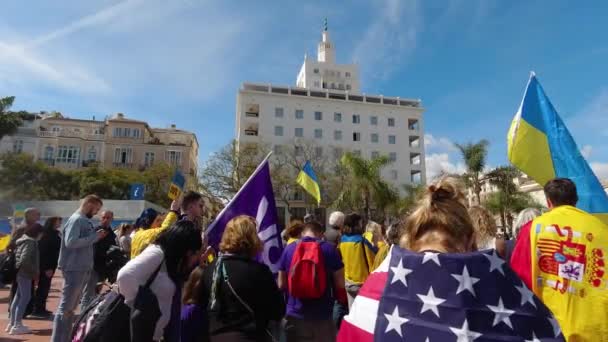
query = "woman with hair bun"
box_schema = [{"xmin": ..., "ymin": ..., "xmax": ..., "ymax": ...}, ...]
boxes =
[{"xmin": 339, "ymin": 177, "xmax": 565, "ymax": 341}]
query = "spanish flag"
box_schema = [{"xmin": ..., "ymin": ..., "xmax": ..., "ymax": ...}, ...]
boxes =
[
  {"xmin": 508, "ymin": 73, "xmax": 608, "ymax": 223},
  {"xmin": 296, "ymin": 161, "xmax": 321, "ymax": 205}
]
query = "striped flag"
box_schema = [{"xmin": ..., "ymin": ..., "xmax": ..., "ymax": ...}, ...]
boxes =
[
  {"xmin": 338, "ymin": 246, "xmax": 565, "ymax": 341},
  {"xmin": 296, "ymin": 161, "xmax": 321, "ymax": 205}
]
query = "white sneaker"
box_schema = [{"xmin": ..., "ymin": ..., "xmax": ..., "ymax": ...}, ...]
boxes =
[
  {"xmin": 9, "ymin": 324, "xmax": 31, "ymax": 335},
  {"xmin": 4, "ymin": 324, "xmax": 11, "ymax": 332}
]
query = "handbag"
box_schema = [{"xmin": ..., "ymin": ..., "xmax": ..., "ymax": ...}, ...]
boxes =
[{"xmin": 130, "ymin": 259, "xmax": 164, "ymax": 342}]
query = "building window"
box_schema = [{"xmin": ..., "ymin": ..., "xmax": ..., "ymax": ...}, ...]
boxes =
[
  {"xmin": 275, "ymin": 107, "xmax": 284, "ymax": 118},
  {"xmin": 388, "ymin": 118, "xmax": 395, "ymax": 127},
  {"xmin": 12, "ymin": 140, "xmax": 23, "ymax": 153},
  {"xmin": 314, "ymin": 81, "xmax": 320, "ymax": 87},
  {"xmin": 353, "ymin": 132, "xmax": 361, "ymax": 142},
  {"xmin": 389, "ymin": 152, "xmax": 397, "ymax": 162},
  {"xmin": 370, "ymin": 116, "xmax": 378, "ymax": 125},
  {"xmin": 314, "ymin": 68, "xmax": 319, "ymax": 74},
  {"xmin": 315, "ymin": 147, "xmax": 323, "ymax": 157},
  {"xmin": 57, "ymin": 145, "xmax": 81, "ymax": 164},
  {"xmin": 166, "ymin": 150, "xmax": 182, "ymax": 167},
  {"xmin": 295, "ymin": 146, "xmax": 303, "ymax": 156},
  {"xmin": 44, "ymin": 146, "xmax": 54, "ymax": 160},
  {"xmin": 346, "ymin": 84, "xmax": 351, "ymax": 90},
  {"xmin": 51, "ymin": 126, "xmax": 61, "ymax": 132},
  {"xmin": 314, "ymin": 111, "xmax": 323, "ymax": 121},
  {"xmin": 274, "ymin": 126, "xmax": 284, "ymax": 137},
  {"xmin": 113, "ymin": 147, "xmax": 132, "ymax": 165},
  {"xmin": 337, "ymin": 71, "xmax": 341, "ymax": 77},
  {"xmin": 330, "ymin": 71, "xmax": 335, "ymax": 76},
  {"xmin": 295, "ymin": 109, "xmax": 304, "ymax": 119},
  {"xmin": 314, "ymin": 129, "xmax": 323, "ymax": 139},
  {"xmin": 352, "ymin": 115, "xmax": 360, "ymax": 124},
  {"xmin": 334, "ymin": 130, "xmax": 342, "ymax": 141},
  {"xmin": 334, "ymin": 112, "xmax": 342, "ymax": 122},
  {"xmin": 353, "ymin": 150, "xmax": 361, "ymax": 157},
  {"xmin": 144, "ymin": 152, "xmax": 155, "ymax": 167},
  {"xmin": 345, "ymin": 72, "xmax": 351, "ymax": 78},
  {"xmin": 371, "ymin": 133, "xmax": 379, "ymax": 143},
  {"xmin": 334, "ymin": 147, "xmax": 343, "ymax": 159},
  {"xmin": 371, "ymin": 151, "xmax": 380, "ymax": 159},
  {"xmin": 113, "ymin": 127, "xmax": 137, "ymax": 138},
  {"xmin": 295, "ymin": 128, "xmax": 304, "ymax": 137},
  {"xmin": 87, "ymin": 146, "xmax": 97, "ymax": 161},
  {"xmin": 273, "ymin": 145, "xmax": 283, "ymax": 155},
  {"xmin": 390, "ymin": 170, "xmax": 398, "ymax": 180},
  {"xmin": 338, "ymin": 84, "xmax": 344, "ymax": 90},
  {"xmin": 389, "ymin": 135, "xmax": 396, "ymax": 144},
  {"xmin": 132, "ymin": 128, "xmax": 140, "ymax": 138},
  {"xmin": 330, "ymin": 83, "xmax": 335, "ymax": 89}
]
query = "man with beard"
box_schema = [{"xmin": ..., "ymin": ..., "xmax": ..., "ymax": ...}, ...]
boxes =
[
  {"xmin": 51, "ymin": 195, "xmax": 107, "ymax": 342},
  {"xmin": 81, "ymin": 210, "xmax": 116, "ymax": 309}
]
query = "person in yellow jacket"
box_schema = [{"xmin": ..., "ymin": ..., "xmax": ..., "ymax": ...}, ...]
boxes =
[
  {"xmin": 338, "ymin": 213, "xmax": 377, "ymax": 309},
  {"xmin": 131, "ymin": 191, "xmax": 205, "ymax": 258},
  {"xmin": 511, "ymin": 178, "xmax": 608, "ymax": 341}
]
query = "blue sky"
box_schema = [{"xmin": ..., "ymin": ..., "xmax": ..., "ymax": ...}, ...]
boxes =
[{"xmin": 1, "ymin": 0, "xmax": 608, "ymax": 179}]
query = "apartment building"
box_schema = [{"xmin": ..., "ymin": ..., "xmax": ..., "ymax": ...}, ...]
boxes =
[
  {"xmin": 236, "ymin": 24, "xmax": 426, "ymax": 188},
  {"xmin": 0, "ymin": 112, "xmax": 199, "ymax": 176}
]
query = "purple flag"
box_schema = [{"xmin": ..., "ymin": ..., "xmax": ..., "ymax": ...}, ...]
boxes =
[{"xmin": 206, "ymin": 156, "xmax": 283, "ymax": 273}]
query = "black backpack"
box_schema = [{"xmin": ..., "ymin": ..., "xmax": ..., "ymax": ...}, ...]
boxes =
[
  {"xmin": 71, "ymin": 290, "xmax": 130, "ymax": 342},
  {"xmin": 0, "ymin": 252, "xmax": 17, "ymax": 284}
]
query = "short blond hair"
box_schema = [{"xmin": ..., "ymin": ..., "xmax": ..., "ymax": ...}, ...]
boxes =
[
  {"xmin": 219, "ymin": 215, "xmax": 262, "ymax": 257},
  {"xmin": 82, "ymin": 194, "xmax": 103, "ymax": 206},
  {"xmin": 468, "ymin": 206, "xmax": 497, "ymax": 248},
  {"xmin": 401, "ymin": 177, "xmax": 474, "ymax": 253}
]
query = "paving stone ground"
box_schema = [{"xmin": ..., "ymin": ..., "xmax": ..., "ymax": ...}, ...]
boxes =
[{"xmin": 0, "ymin": 273, "xmax": 63, "ymax": 342}]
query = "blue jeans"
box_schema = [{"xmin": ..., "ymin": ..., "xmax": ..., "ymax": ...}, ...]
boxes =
[
  {"xmin": 51, "ymin": 270, "xmax": 90, "ymax": 342},
  {"xmin": 10, "ymin": 274, "xmax": 32, "ymax": 327},
  {"xmin": 80, "ymin": 270, "xmax": 99, "ymax": 310}
]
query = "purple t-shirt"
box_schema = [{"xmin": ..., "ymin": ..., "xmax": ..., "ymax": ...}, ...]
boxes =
[{"xmin": 279, "ymin": 236, "xmax": 344, "ymax": 320}]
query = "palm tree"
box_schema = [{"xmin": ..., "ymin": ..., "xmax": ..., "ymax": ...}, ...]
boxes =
[
  {"xmin": 334, "ymin": 152, "xmax": 398, "ymax": 219},
  {"xmin": 455, "ymin": 139, "xmax": 489, "ymax": 205},
  {"xmin": 485, "ymin": 165, "xmax": 540, "ymax": 228},
  {"xmin": 0, "ymin": 96, "xmax": 22, "ymax": 140}
]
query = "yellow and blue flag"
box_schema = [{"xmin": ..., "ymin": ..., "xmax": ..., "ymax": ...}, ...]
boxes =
[
  {"xmin": 0, "ymin": 219, "xmax": 12, "ymax": 252},
  {"xmin": 508, "ymin": 73, "xmax": 608, "ymax": 222},
  {"xmin": 296, "ymin": 161, "xmax": 321, "ymax": 205}
]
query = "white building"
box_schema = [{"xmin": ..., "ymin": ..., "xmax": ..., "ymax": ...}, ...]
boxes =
[{"xmin": 235, "ymin": 24, "xmax": 426, "ymax": 190}]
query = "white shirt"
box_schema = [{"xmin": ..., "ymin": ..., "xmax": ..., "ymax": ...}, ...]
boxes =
[{"xmin": 117, "ymin": 244, "xmax": 175, "ymax": 341}]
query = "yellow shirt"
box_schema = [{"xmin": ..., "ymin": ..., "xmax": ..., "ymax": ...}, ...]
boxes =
[
  {"xmin": 130, "ymin": 212, "xmax": 178, "ymax": 258},
  {"xmin": 287, "ymin": 237, "xmax": 298, "ymax": 245},
  {"xmin": 338, "ymin": 234, "xmax": 377, "ymax": 284},
  {"xmin": 530, "ymin": 205, "xmax": 608, "ymax": 341}
]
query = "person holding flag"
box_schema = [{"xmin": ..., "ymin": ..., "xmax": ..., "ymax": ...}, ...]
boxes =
[
  {"xmin": 296, "ymin": 161, "xmax": 321, "ymax": 205},
  {"xmin": 339, "ymin": 177, "xmax": 565, "ymax": 341},
  {"xmin": 507, "ymin": 72, "xmax": 608, "ymax": 341}
]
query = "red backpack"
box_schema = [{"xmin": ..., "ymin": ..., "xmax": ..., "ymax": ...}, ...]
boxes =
[{"xmin": 288, "ymin": 240, "xmax": 327, "ymax": 299}]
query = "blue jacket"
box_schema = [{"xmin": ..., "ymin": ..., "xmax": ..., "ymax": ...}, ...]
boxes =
[{"xmin": 58, "ymin": 211, "xmax": 98, "ymax": 271}]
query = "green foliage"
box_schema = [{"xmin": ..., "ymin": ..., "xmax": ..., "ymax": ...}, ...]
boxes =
[
  {"xmin": 455, "ymin": 139, "xmax": 489, "ymax": 204},
  {"xmin": 0, "ymin": 152, "xmax": 177, "ymax": 206},
  {"xmin": 0, "ymin": 96, "xmax": 23, "ymax": 140},
  {"xmin": 334, "ymin": 152, "xmax": 398, "ymax": 220}
]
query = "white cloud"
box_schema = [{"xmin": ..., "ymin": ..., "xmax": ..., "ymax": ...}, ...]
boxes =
[
  {"xmin": 581, "ymin": 145, "xmax": 593, "ymax": 159},
  {"xmin": 351, "ymin": 0, "xmax": 421, "ymax": 81},
  {"xmin": 425, "ymin": 153, "xmax": 466, "ymax": 179},
  {"xmin": 424, "ymin": 134, "xmax": 457, "ymax": 152},
  {"xmin": 591, "ymin": 162, "xmax": 608, "ymax": 180}
]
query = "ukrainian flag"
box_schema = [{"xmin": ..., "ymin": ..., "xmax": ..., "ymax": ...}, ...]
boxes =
[
  {"xmin": 296, "ymin": 161, "xmax": 321, "ymax": 205},
  {"xmin": 0, "ymin": 219, "xmax": 11, "ymax": 252},
  {"xmin": 508, "ymin": 73, "xmax": 608, "ymax": 223}
]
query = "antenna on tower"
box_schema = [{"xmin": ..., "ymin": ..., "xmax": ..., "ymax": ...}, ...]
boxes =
[{"xmin": 324, "ymin": 18, "xmax": 328, "ymax": 32}]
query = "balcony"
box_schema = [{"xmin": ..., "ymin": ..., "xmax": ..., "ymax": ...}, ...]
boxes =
[
  {"xmin": 38, "ymin": 129, "xmax": 105, "ymax": 140},
  {"xmin": 408, "ymin": 119, "xmax": 420, "ymax": 132},
  {"xmin": 244, "ymin": 127, "xmax": 258, "ymax": 136},
  {"xmin": 245, "ymin": 112, "xmax": 259, "ymax": 118},
  {"xmin": 39, "ymin": 131, "xmax": 59, "ymax": 138},
  {"xmin": 112, "ymin": 162, "xmax": 134, "ymax": 169},
  {"xmin": 40, "ymin": 158, "xmax": 55, "ymax": 166},
  {"xmin": 82, "ymin": 160, "xmax": 100, "ymax": 168},
  {"xmin": 244, "ymin": 104, "xmax": 260, "ymax": 118},
  {"xmin": 409, "ymin": 136, "xmax": 421, "ymax": 149}
]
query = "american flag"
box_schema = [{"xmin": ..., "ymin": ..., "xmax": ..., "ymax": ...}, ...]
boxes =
[{"xmin": 338, "ymin": 246, "xmax": 565, "ymax": 342}]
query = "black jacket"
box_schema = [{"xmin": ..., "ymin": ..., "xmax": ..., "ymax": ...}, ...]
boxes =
[
  {"xmin": 93, "ymin": 225, "xmax": 117, "ymax": 277},
  {"xmin": 38, "ymin": 228, "xmax": 61, "ymax": 271},
  {"xmin": 201, "ymin": 255, "xmax": 285, "ymax": 342}
]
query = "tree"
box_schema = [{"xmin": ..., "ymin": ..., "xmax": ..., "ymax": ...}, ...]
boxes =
[
  {"xmin": 200, "ymin": 140, "xmax": 268, "ymax": 202},
  {"xmin": 455, "ymin": 139, "xmax": 489, "ymax": 205},
  {"xmin": 0, "ymin": 96, "xmax": 23, "ymax": 140},
  {"xmin": 334, "ymin": 152, "xmax": 398, "ymax": 220},
  {"xmin": 484, "ymin": 165, "xmax": 540, "ymax": 228}
]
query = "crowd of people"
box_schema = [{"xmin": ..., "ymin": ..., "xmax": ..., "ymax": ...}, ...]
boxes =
[{"xmin": 1, "ymin": 176, "xmax": 606, "ymax": 341}]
